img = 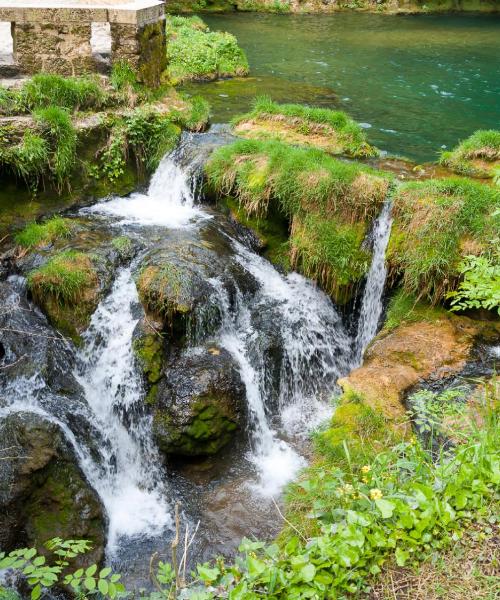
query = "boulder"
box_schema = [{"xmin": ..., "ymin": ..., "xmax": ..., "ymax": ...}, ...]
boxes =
[
  {"xmin": 0, "ymin": 412, "xmax": 105, "ymax": 566},
  {"xmin": 152, "ymin": 344, "xmax": 246, "ymax": 457}
]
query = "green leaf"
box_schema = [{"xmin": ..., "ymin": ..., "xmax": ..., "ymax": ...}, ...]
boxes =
[
  {"xmin": 32, "ymin": 556, "xmax": 45, "ymax": 567},
  {"xmin": 197, "ymin": 565, "xmax": 219, "ymax": 583},
  {"xmin": 84, "ymin": 577, "xmax": 96, "ymax": 591},
  {"xmin": 375, "ymin": 498, "xmax": 396, "ymax": 519},
  {"xmin": 31, "ymin": 584, "xmax": 41, "ymax": 600},
  {"xmin": 100, "ymin": 567, "xmax": 112, "ymax": 579},
  {"xmin": 299, "ymin": 563, "xmax": 316, "ymax": 582},
  {"xmin": 98, "ymin": 578, "xmax": 109, "ymax": 595},
  {"xmin": 395, "ymin": 547, "xmax": 409, "ymax": 567},
  {"xmin": 86, "ymin": 564, "xmax": 97, "ymax": 577}
]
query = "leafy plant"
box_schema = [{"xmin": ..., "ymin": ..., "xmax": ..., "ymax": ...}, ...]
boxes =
[{"xmin": 447, "ymin": 254, "xmax": 500, "ymax": 314}]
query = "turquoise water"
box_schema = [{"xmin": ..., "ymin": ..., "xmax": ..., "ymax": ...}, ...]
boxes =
[{"xmin": 183, "ymin": 13, "xmax": 500, "ymax": 162}]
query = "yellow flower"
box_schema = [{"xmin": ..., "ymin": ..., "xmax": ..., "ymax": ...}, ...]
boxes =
[
  {"xmin": 370, "ymin": 488, "xmax": 383, "ymax": 500},
  {"xmin": 361, "ymin": 465, "xmax": 371, "ymax": 474}
]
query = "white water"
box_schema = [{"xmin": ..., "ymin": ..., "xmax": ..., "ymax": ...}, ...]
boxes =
[
  {"xmin": 354, "ymin": 201, "xmax": 393, "ymax": 362},
  {"xmin": 85, "ymin": 154, "xmax": 207, "ymax": 228},
  {"xmin": 75, "ymin": 269, "xmax": 171, "ymax": 551}
]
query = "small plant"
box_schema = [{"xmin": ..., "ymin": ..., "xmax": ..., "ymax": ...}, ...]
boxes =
[
  {"xmin": 14, "ymin": 216, "xmax": 74, "ymax": 249},
  {"xmin": 110, "ymin": 60, "xmax": 138, "ymax": 92},
  {"xmin": 447, "ymin": 253, "xmax": 500, "ymax": 314},
  {"xmin": 407, "ymin": 387, "xmax": 467, "ymax": 436},
  {"xmin": 27, "ymin": 251, "xmax": 97, "ymax": 306},
  {"xmin": 0, "ymin": 538, "xmax": 124, "ymax": 600}
]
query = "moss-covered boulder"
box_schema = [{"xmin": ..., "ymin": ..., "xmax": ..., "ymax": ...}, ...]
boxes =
[
  {"xmin": 0, "ymin": 412, "xmax": 105, "ymax": 565},
  {"xmin": 152, "ymin": 344, "xmax": 245, "ymax": 456}
]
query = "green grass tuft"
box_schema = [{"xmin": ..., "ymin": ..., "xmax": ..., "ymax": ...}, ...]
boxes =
[
  {"xmin": 383, "ymin": 289, "xmax": 448, "ymax": 330},
  {"xmin": 388, "ymin": 177, "xmax": 499, "ymax": 304},
  {"xmin": 27, "ymin": 250, "xmax": 97, "ymax": 306},
  {"xmin": 440, "ymin": 129, "xmax": 500, "ymax": 178},
  {"xmin": 15, "ymin": 216, "xmax": 74, "ymax": 249},
  {"xmin": 232, "ymin": 96, "xmax": 377, "ymax": 158},
  {"xmin": 165, "ymin": 16, "xmax": 249, "ymax": 84}
]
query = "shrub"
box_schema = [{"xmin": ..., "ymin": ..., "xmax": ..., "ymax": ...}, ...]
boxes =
[
  {"xmin": 388, "ymin": 177, "xmax": 499, "ymax": 304},
  {"xmin": 19, "ymin": 74, "xmax": 108, "ymax": 112},
  {"xmin": 440, "ymin": 129, "xmax": 500, "ymax": 178},
  {"xmin": 14, "ymin": 216, "xmax": 73, "ymax": 249},
  {"xmin": 166, "ymin": 16, "xmax": 249, "ymax": 84},
  {"xmin": 27, "ymin": 251, "xmax": 97, "ymax": 306},
  {"xmin": 232, "ymin": 96, "xmax": 377, "ymax": 158},
  {"xmin": 447, "ymin": 254, "xmax": 500, "ymax": 314}
]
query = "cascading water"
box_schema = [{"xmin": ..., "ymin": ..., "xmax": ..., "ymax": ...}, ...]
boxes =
[
  {"xmin": 74, "ymin": 268, "xmax": 171, "ymax": 552},
  {"xmin": 354, "ymin": 201, "xmax": 393, "ymax": 363}
]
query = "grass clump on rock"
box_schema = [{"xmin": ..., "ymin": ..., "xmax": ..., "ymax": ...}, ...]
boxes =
[
  {"xmin": 388, "ymin": 177, "xmax": 499, "ymax": 305},
  {"xmin": 440, "ymin": 129, "xmax": 500, "ymax": 179},
  {"xmin": 165, "ymin": 16, "xmax": 249, "ymax": 84},
  {"xmin": 233, "ymin": 96, "xmax": 377, "ymax": 158},
  {"xmin": 206, "ymin": 138, "xmax": 391, "ymax": 302},
  {"xmin": 14, "ymin": 216, "xmax": 74, "ymax": 250}
]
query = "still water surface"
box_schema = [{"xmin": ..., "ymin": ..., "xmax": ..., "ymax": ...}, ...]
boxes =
[{"xmin": 183, "ymin": 13, "xmax": 500, "ymax": 161}]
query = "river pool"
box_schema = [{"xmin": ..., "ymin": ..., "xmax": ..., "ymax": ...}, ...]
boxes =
[{"xmin": 182, "ymin": 12, "xmax": 500, "ymax": 162}]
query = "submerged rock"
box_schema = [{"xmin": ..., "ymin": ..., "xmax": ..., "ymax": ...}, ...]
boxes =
[
  {"xmin": 152, "ymin": 344, "xmax": 246, "ymax": 457},
  {"xmin": 0, "ymin": 412, "xmax": 105, "ymax": 565}
]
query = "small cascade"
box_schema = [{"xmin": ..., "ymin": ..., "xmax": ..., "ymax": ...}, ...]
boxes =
[
  {"xmin": 75, "ymin": 268, "xmax": 171, "ymax": 552},
  {"xmin": 85, "ymin": 151, "xmax": 207, "ymax": 228},
  {"xmin": 354, "ymin": 201, "xmax": 393, "ymax": 363}
]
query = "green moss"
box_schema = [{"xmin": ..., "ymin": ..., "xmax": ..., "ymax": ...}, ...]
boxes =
[
  {"xmin": 388, "ymin": 177, "xmax": 499, "ymax": 304},
  {"xmin": 232, "ymin": 96, "xmax": 377, "ymax": 158},
  {"xmin": 165, "ymin": 16, "xmax": 249, "ymax": 84},
  {"xmin": 14, "ymin": 216, "xmax": 74, "ymax": 249},
  {"xmin": 440, "ymin": 129, "xmax": 500, "ymax": 178},
  {"xmin": 133, "ymin": 333, "xmax": 164, "ymax": 385},
  {"xmin": 383, "ymin": 289, "xmax": 449, "ymax": 331}
]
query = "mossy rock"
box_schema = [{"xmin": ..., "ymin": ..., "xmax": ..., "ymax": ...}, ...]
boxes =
[{"xmin": 152, "ymin": 344, "xmax": 245, "ymax": 456}]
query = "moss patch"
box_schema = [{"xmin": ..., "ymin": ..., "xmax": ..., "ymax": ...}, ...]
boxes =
[{"xmin": 232, "ymin": 96, "xmax": 377, "ymax": 158}]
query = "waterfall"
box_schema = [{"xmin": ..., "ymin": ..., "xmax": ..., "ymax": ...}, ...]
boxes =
[
  {"xmin": 354, "ymin": 201, "xmax": 393, "ymax": 363},
  {"xmin": 74, "ymin": 268, "xmax": 171, "ymax": 552}
]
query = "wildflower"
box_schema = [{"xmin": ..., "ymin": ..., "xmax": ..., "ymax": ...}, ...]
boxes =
[
  {"xmin": 361, "ymin": 465, "xmax": 371, "ymax": 474},
  {"xmin": 370, "ymin": 488, "xmax": 383, "ymax": 500}
]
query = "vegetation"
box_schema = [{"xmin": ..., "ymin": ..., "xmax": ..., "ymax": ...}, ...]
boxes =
[
  {"xmin": 447, "ymin": 253, "xmax": 500, "ymax": 314},
  {"xmin": 383, "ymin": 289, "xmax": 448, "ymax": 331},
  {"xmin": 27, "ymin": 250, "xmax": 97, "ymax": 306},
  {"xmin": 1, "ymin": 386, "xmax": 498, "ymax": 599},
  {"xmin": 440, "ymin": 129, "xmax": 500, "ymax": 178},
  {"xmin": 388, "ymin": 177, "xmax": 499, "ymax": 304},
  {"xmin": 232, "ymin": 96, "xmax": 377, "ymax": 158},
  {"xmin": 14, "ymin": 216, "xmax": 74, "ymax": 249},
  {"xmin": 165, "ymin": 16, "xmax": 249, "ymax": 84},
  {"xmin": 206, "ymin": 138, "xmax": 391, "ymax": 302}
]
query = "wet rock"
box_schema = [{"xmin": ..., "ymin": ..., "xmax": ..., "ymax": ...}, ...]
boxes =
[
  {"xmin": 0, "ymin": 412, "xmax": 105, "ymax": 565},
  {"xmin": 338, "ymin": 315, "xmax": 500, "ymax": 423},
  {"xmin": 152, "ymin": 344, "xmax": 246, "ymax": 457}
]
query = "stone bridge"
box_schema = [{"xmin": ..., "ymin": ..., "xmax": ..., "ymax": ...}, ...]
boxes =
[{"xmin": 0, "ymin": 0, "xmax": 166, "ymax": 86}]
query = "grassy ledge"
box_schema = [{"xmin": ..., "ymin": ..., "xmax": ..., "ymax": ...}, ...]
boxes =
[
  {"xmin": 206, "ymin": 138, "xmax": 391, "ymax": 303},
  {"xmin": 165, "ymin": 16, "xmax": 249, "ymax": 84},
  {"xmin": 232, "ymin": 96, "xmax": 378, "ymax": 158},
  {"xmin": 387, "ymin": 177, "xmax": 499, "ymax": 305},
  {"xmin": 14, "ymin": 216, "xmax": 74, "ymax": 250},
  {"xmin": 440, "ymin": 129, "xmax": 500, "ymax": 179}
]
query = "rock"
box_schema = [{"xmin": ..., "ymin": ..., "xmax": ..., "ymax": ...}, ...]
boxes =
[
  {"xmin": 152, "ymin": 344, "xmax": 246, "ymax": 457},
  {"xmin": 0, "ymin": 412, "xmax": 105, "ymax": 566},
  {"xmin": 338, "ymin": 316, "xmax": 500, "ymax": 423}
]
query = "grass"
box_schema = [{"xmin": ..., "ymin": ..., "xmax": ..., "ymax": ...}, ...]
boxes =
[
  {"xmin": 440, "ymin": 129, "xmax": 500, "ymax": 178},
  {"xmin": 232, "ymin": 96, "xmax": 377, "ymax": 158},
  {"xmin": 383, "ymin": 289, "xmax": 448, "ymax": 330},
  {"xmin": 165, "ymin": 16, "xmax": 249, "ymax": 84},
  {"xmin": 206, "ymin": 138, "xmax": 391, "ymax": 302},
  {"xmin": 27, "ymin": 250, "xmax": 97, "ymax": 306},
  {"xmin": 136, "ymin": 264, "xmax": 192, "ymax": 321},
  {"xmin": 14, "ymin": 216, "xmax": 74, "ymax": 249},
  {"xmin": 388, "ymin": 177, "xmax": 499, "ymax": 304}
]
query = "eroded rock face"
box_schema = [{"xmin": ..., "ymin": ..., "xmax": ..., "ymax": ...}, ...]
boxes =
[
  {"xmin": 152, "ymin": 345, "xmax": 246, "ymax": 457},
  {"xmin": 0, "ymin": 412, "xmax": 105, "ymax": 565},
  {"xmin": 338, "ymin": 316, "xmax": 500, "ymax": 421}
]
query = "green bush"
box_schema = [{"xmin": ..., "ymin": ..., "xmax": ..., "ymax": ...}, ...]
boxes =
[
  {"xmin": 447, "ymin": 253, "xmax": 500, "ymax": 314},
  {"xmin": 388, "ymin": 177, "xmax": 499, "ymax": 304},
  {"xmin": 14, "ymin": 216, "xmax": 74, "ymax": 249},
  {"xmin": 233, "ymin": 96, "xmax": 377, "ymax": 157},
  {"xmin": 19, "ymin": 74, "xmax": 108, "ymax": 112},
  {"xmin": 166, "ymin": 16, "xmax": 249, "ymax": 84}
]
